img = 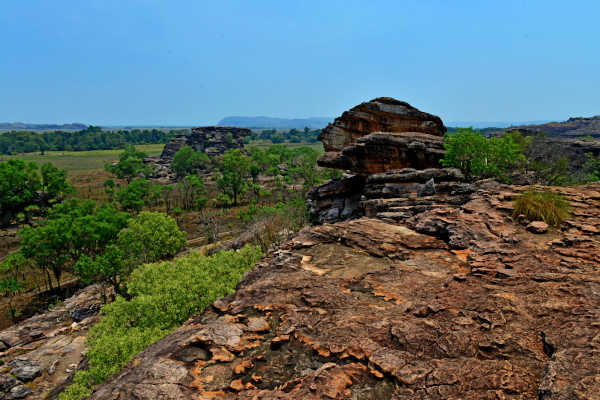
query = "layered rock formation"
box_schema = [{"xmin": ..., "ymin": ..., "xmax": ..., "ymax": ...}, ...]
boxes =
[
  {"xmin": 89, "ymin": 180, "xmax": 600, "ymax": 399},
  {"xmin": 319, "ymin": 97, "xmax": 446, "ymax": 152},
  {"xmin": 310, "ymin": 98, "xmax": 449, "ymax": 223},
  {"xmin": 148, "ymin": 127, "xmax": 251, "ymax": 180}
]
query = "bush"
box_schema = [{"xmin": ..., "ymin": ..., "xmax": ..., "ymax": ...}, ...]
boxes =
[
  {"xmin": 512, "ymin": 190, "xmax": 570, "ymax": 226},
  {"xmin": 117, "ymin": 211, "xmax": 186, "ymax": 265},
  {"xmin": 58, "ymin": 245, "xmax": 262, "ymax": 400},
  {"xmin": 441, "ymin": 128, "xmax": 524, "ymax": 182}
]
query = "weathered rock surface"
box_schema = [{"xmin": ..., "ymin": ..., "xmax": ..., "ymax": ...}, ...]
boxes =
[
  {"xmin": 527, "ymin": 221, "xmax": 549, "ymax": 234},
  {"xmin": 148, "ymin": 126, "xmax": 251, "ymax": 181},
  {"xmin": 0, "ymin": 284, "xmax": 106, "ymax": 399},
  {"xmin": 310, "ymin": 99, "xmax": 449, "ymax": 223},
  {"xmin": 319, "ymin": 97, "xmax": 446, "ymax": 152},
  {"xmin": 89, "ymin": 181, "xmax": 600, "ymax": 399},
  {"xmin": 318, "ymin": 132, "xmax": 445, "ymax": 174}
]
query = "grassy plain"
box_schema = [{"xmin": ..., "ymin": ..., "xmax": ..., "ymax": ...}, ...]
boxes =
[{"xmin": 0, "ymin": 144, "xmax": 165, "ymax": 174}]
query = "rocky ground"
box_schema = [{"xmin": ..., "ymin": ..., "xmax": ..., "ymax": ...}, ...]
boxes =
[
  {"xmin": 0, "ymin": 285, "xmax": 105, "ymax": 399},
  {"xmin": 3, "ymin": 98, "xmax": 599, "ymax": 399},
  {"xmin": 86, "ymin": 180, "xmax": 600, "ymax": 399}
]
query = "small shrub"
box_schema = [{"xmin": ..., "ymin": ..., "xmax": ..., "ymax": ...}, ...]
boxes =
[{"xmin": 512, "ymin": 190, "xmax": 570, "ymax": 226}]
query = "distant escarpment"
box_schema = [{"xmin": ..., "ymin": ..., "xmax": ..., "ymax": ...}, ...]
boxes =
[
  {"xmin": 147, "ymin": 126, "xmax": 250, "ymax": 181},
  {"xmin": 506, "ymin": 115, "xmax": 600, "ymax": 138}
]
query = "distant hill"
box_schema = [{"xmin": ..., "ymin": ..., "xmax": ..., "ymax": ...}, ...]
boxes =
[
  {"xmin": 503, "ymin": 116, "xmax": 600, "ymax": 138},
  {"xmin": 0, "ymin": 122, "xmax": 88, "ymax": 131},
  {"xmin": 218, "ymin": 116, "xmax": 331, "ymax": 129}
]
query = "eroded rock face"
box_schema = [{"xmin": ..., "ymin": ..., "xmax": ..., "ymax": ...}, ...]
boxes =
[
  {"xmin": 310, "ymin": 99, "xmax": 449, "ymax": 223},
  {"xmin": 89, "ymin": 182, "xmax": 600, "ymax": 399},
  {"xmin": 319, "ymin": 97, "xmax": 446, "ymax": 152},
  {"xmin": 318, "ymin": 132, "xmax": 445, "ymax": 174},
  {"xmin": 148, "ymin": 126, "xmax": 251, "ymax": 181}
]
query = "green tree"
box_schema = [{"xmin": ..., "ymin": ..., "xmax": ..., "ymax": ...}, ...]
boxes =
[
  {"xmin": 117, "ymin": 178, "xmax": 151, "ymax": 212},
  {"xmin": 40, "ymin": 162, "xmax": 73, "ymax": 204},
  {"xmin": 75, "ymin": 212, "xmax": 185, "ymax": 297},
  {"xmin": 171, "ymin": 146, "xmax": 210, "ymax": 178},
  {"xmin": 0, "ymin": 159, "xmax": 41, "ymax": 226},
  {"xmin": 106, "ymin": 145, "xmax": 149, "ymax": 182},
  {"xmin": 441, "ymin": 128, "xmax": 524, "ymax": 181},
  {"xmin": 0, "ymin": 253, "xmax": 28, "ymax": 322},
  {"xmin": 19, "ymin": 200, "xmax": 129, "ymax": 292},
  {"xmin": 116, "ymin": 211, "xmax": 186, "ymax": 266},
  {"xmin": 216, "ymin": 149, "xmax": 251, "ymax": 206}
]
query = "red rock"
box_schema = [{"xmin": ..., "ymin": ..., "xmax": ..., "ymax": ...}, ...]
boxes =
[
  {"xmin": 319, "ymin": 97, "xmax": 446, "ymax": 152},
  {"xmin": 527, "ymin": 220, "xmax": 549, "ymax": 233}
]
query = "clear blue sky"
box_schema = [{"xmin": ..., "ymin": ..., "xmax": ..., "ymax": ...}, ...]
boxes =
[{"xmin": 1, "ymin": 1, "xmax": 599, "ymax": 125}]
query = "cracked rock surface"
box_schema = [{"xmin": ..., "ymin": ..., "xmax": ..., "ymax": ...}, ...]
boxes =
[
  {"xmin": 90, "ymin": 181, "xmax": 600, "ymax": 399},
  {"xmin": 0, "ymin": 284, "xmax": 106, "ymax": 399}
]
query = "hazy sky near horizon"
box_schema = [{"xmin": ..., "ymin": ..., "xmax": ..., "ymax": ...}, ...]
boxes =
[{"xmin": 1, "ymin": 1, "xmax": 599, "ymax": 126}]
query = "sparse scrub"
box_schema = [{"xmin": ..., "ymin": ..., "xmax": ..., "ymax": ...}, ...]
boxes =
[
  {"xmin": 512, "ymin": 190, "xmax": 570, "ymax": 226},
  {"xmin": 58, "ymin": 246, "xmax": 262, "ymax": 400}
]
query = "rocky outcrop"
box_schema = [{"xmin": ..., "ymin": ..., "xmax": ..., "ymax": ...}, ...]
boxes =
[
  {"xmin": 89, "ymin": 181, "xmax": 600, "ymax": 399},
  {"xmin": 148, "ymin": 127, "xmax": 251, "ymax": 181},
  {"xmin": 508, "ymin": 115, "xmax": 600, "ymax": 138},
  {"xmin": 0, "ymin": 284, "xmax": 106, "ymax": 400},
  {"xmin": 318, "ymin": 132, "xmax": 445, "ymax": 174},
  {"xmin": 310, "ymin": 99, "xmax": 450, "ymax": 223},
  {"xmin": 319, "ymin": 97, "xmax": 446, "ymax": 152}
]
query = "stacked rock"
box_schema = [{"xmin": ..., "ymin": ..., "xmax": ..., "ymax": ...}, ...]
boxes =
[{"xmin": 308, "ymin": 97, "xmax": 468, "ymax": 223}]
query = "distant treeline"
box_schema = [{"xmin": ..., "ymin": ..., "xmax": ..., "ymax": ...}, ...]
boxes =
[
  {"xmin": 0, "ymin": 126, "xmax": 187, "ymax": 155},
  {"xmin": 248, "ymin": 128, "xmax": 321, "ymax": 144}
]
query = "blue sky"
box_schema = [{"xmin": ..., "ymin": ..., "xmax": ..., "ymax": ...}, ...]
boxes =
[{"xmin": 1, "ymin": 1, "xmax": 599, "ymax": 125}]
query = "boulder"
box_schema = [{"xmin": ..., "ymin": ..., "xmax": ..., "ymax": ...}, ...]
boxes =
[
  {"xmin": 318, "ymin": 132, "xmax": 445, "ymax": 174},
  {"xmin": 418, "ymin": 178, "xmax": 436, "ymax": 197},
  {"xmin": 7, "ymin": 358, "xmax": 41, "ymax": 382},
  {"xmin": 527, "ymin": 220, "xmax": 549, "ymax": 234},
  {"xmin": 319, "ymin": 97, "xmax": 446, "ymax": 152}
]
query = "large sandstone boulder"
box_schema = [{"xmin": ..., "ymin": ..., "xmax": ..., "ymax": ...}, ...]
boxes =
[
  {"xmin": 318, "ymin": 132, "xmax": 445, "ymax": 174},
  {"xmin": 310, "ymin": 98, "xmax": 450, "ymax": 223},
  {"xmin": 319, "ymin": 97, "xmax": 446, "ymax": 152}
]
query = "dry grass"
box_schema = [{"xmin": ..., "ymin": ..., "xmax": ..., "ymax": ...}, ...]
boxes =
[{"xmin": 512, "ymin": 190, "xmax": 570, "ymax": 226}]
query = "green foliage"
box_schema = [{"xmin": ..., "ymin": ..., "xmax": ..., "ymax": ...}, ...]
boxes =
[
  {"xmin": 0, "ymin": 253, "xmax": 28, "ymax": 321},
  {"xmin": 0, "ymin": 127, "xmax": 182, "ymax": 155},
  {"xmin": 40, "ymin": 162, "xmax": 73, "ymax": 201},
  {"xmin": 512, "ymin": 190, "xmax": 571, "ymax": 227},
  {"xmin": 171, "ymin": 146, "xmax": 210, "ymax": 178},
  {"xmin": 441, "ymin": 128, "xmax": 524, "ymax": 182},
  {"xmin": 106, "ymin": 145, "xmax": 150, "ymax": 182},
  {"xmin": 254, "ymin": 128, "xmax": 320, "ymax": 144},
  {"xmin": 19, "ymin": 199, "xmax": 129, "ymax": 291},
  {"xmin": 116, "ymin": 178, "xmax": 151, "ymax": 212},
  {"xmin": 75, "ymin": 212, "xmax": 185, "ymax": 295},
  {"xmin": 0, "ymin": 159, "xmax": 72, "ymax": 226},
  {"xmin": 59, "ymin": 246, "xmax": 262, "ymax": 400},
  {"xmin": 116, "ymin": 211, "xmax": 186, "ymax": 265},
  {"xmin": 217, "ymin": 149, "xmax": 251, "ymax": 206}
]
